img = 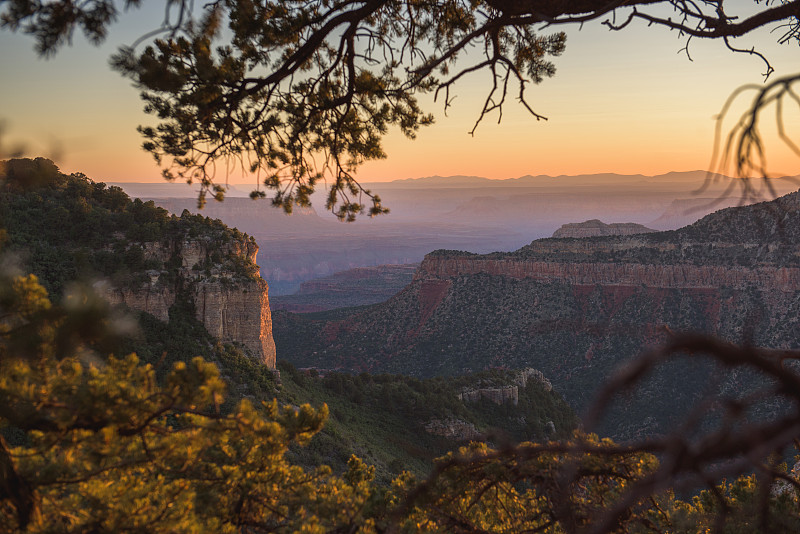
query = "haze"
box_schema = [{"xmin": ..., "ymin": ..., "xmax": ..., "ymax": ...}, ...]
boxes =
[{"xmin": 1, "ymin": 4, "xmax": 798, "ymax": 183}]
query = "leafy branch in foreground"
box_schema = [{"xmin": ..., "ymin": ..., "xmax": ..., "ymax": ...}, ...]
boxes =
[
  {"xmin": 4, "ymin": 259, "xmax": 800, "ymax": 532},
  {"xmin": 0, "ymin": 267, "xmax": 380, "ymax": 533},
  {"xmin": 6, "ymin": 1, "xmax": 797, "ymax": 216},
  {"xmin": 106, "ymin": 1, "xmax": 566, "ymax": 219}
]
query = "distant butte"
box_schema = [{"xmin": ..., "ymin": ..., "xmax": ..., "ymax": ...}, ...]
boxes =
[{"xmin": 552, "ymin": 220, "xmax": 656, "ymax": 239}]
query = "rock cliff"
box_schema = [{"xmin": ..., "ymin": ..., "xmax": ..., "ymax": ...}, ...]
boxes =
[
  {"xmin": 103, "ymin": 226, "xmax": 276, "ymax": 368},
  {"xmin": 415, "ymin": 256, "xmax": 800, "ymax": 292},
  {"xmin": 0, "ymin": 161, "xmax": 277, "ymax": 368},
  {"xmin": 552, "ymin": 219, "xmax": 656, "ymax": 238},
  {"xmin": 457, "ymin": 368, "xmax": 552, "ymax": 405},
  {"xmin": 459, "ymin": 386, "xmax": 519, "ymax": 405}
]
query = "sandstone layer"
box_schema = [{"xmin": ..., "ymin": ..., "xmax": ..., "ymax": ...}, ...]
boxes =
[
  {"xmin": 104, "ymin": 236, "xmax": 276, "ymax": 368},
  {"xmin": 415, "ymin": 256, "xmax": 800, "ymax": 292}
]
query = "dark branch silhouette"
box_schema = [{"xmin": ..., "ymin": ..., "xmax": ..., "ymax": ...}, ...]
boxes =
[{"xmin": 3, "ymin": 1, "xmax": 798, "ymax": 217}]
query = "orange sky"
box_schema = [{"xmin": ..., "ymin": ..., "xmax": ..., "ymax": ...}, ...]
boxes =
[{"xmin": 0, "ymin": 7, "xmax": 797, "ymax": 183}]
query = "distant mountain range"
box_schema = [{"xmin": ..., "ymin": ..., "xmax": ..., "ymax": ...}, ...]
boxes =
[
  {"xmin": 369, "ymin": 170, "xmax": 799, "ymax": 189},
  {"xmin": 371, "ymin": 170, "xmax": 711, "ymax": 189}
]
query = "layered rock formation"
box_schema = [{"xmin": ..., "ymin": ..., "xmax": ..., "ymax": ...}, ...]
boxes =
[
  {"xmin": 457, "ymin": 368, "xmax": 553, "ymax": 405},
  {"xmin": 104, "ymin": 235, "xmax": 276, "ymax": 368},
  {"xmin": 416, "ymin": 256, "xmax": 800, "ymax": 292},
  {"xmin": 273, "ymin": 189, "xmax": 800, "ymax": 438},
  {"xmin": 459, "ymin": 386, "xmax": 519, "ymax": 405},
  {"xmin": 552, "ymin": 219, "xmax": 656, "ymax": 238},
  {"xmin": 193, "ymin": 279, "xmax": 275, "ymax": 367}
]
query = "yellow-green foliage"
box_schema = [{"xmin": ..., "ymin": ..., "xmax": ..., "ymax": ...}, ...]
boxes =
[
  {"xmin": 390, "ymin": 436, "xmax": 664, "ymax": 533},
  {"xmin": 0, "ymin": 273, "xmax": 375, "ymax": 533},
  {"xmin": 3, "ymin": 272, "xmax": 800, "ymax": 533}
]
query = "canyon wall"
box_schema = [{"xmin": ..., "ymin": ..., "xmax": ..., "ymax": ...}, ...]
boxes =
[
  {"xmin": 193, "ymin": 279, "xmax": 276, "ymax": 368},
  {"xmin": 415, "ymin": 256, "xmax": 800, "ymax": 292},
  {"xmin": 104, "ymin": 237, "xmax": 276, "ymax": 368}
]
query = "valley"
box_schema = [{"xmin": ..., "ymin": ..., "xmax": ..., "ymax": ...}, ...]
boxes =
[
  {"xmin": 273, "ymin": 191, "xmax": 800, "ymax": 438},
  {"xmin": 4, "ymin": 158, "xmax": 800, "ymax": 531},
  {"xmin": 14, "ymin": 160, "xmax": 799, "ymax": 443}
]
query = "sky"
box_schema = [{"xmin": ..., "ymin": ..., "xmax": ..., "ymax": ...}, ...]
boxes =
[{"xmin": 0, "ymin": 4, "xmax": 798, "ymax": 184}]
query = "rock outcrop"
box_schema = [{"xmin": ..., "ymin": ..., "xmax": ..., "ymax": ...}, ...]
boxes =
[
  {"xmin": 515, "ymin": 368, "xmax": 553, "ymax": 391},
  {"xmin": 552, "ymin": 219, "xmax": 656, "ymax": 238},
  {"xmin": 103, "ymin": 284, "xmax": 175, "ymax": 323},
  {"xmin": 104, "ymin": 235, "xmax": 276, "ymax": 368},
  {"xmin": 459, "ymin": 386, "xmax": 519, "ymax": 405},
  {"xmin": 0, "ymin": 161, "xmax": 277, "ymax": 368},
  {"xmin": 457, "ymin": 368, "xmax": 552, "ymax": 406},
  {"xmin": 424, "ymin": 418, "xmax": 481, "ymax": 441}
]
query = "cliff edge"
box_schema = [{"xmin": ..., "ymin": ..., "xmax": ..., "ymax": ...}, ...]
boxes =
[
  {"xmin": 0, "ymin": 159, "xmax": 276, "ymax": 368},
  {"xmin": 103, "ymin": 214, "xmax": 277, "ymax": 368},
  {"xmin": 552, "ymin": 219, "xmax": 656, "ymax": 238}
]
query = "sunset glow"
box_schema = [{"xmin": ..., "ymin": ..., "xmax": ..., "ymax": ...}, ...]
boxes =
[{"xmin": 1, "ymin": 6, "xmax": 797, "ymax": 183}]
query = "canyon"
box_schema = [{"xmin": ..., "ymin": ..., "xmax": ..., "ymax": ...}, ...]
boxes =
[
  {"xmin": 0, "ymin": 158, "xmax": 579, "ymax": 481},
  {"xmin": 113, "ymin": 170, "xmax": 800, "ymax": 295},
  {"xmin": 273, "ymin": 190, "xmax": 800, "ymax": 438}
]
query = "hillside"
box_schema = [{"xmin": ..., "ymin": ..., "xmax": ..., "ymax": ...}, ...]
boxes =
[
  {"xmin": 278, "ymin": 364, "xmax": 577, "ymax": 482},
  {"xmin": 273, "ymin": 189, "xmax": 800, "ymax": 438},
  {"xmin": 0, "ymin": 158, "xmax": 276, "ymax": 366},
  {"xmin": 0, "ymin": 158, "xmax": 578, "ymax": 480}
]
